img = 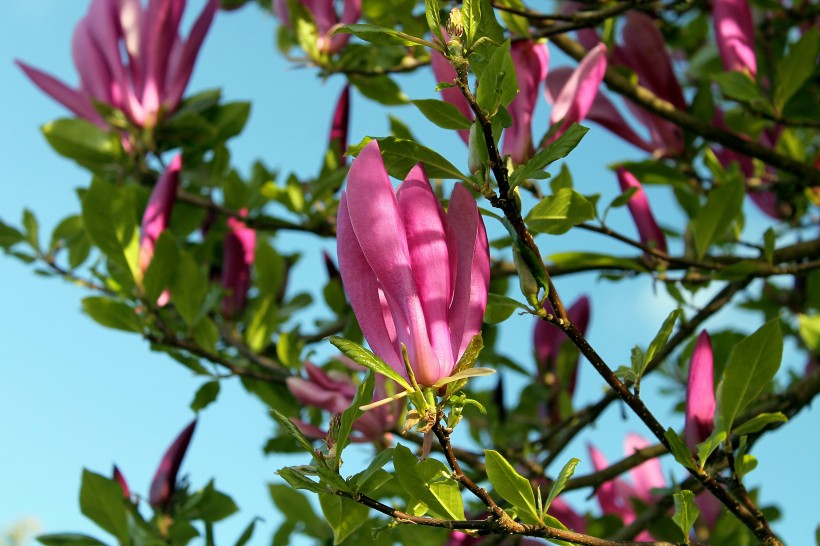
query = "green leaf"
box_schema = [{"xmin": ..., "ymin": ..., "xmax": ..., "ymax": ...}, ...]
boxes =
[
  {"xmin": 42, "ymin": 118, "xmax": 120, "ymax": 169},
  {"xmin": 81, "ymin": 178, "xmax": 140, "ymax": 284},
  {"xmin": 763, "ymin": 228, "xmax": 775, "ymax": 264},
  {"xmin": 271, "ymin": 409, "xmax": 320, "ymax": 462},
  {"xmin": 393, "ymin": 445, "xmax": 464, "ymax": 520},
  {"xmin": 642, "ymin": 309, "xmax": 682, "ymax": 373},
  {"xmin": 463, "ymin": 0, "xmax": 480, "ymax": 46},
  {"xmin": 22, "ymin": 209, "xmax": 40, "ymax": 253},
  {"xmin": 170, "ymin": 251, "xmax": 210, "ymax": 327},
  {"xmin": 544, "ymin": 458, "xmax": 579, "ymax": 512},
  {"xmin": 193, "ymin": 317, "xmax": 219, "ymax": 352},
  {"xmin": 510, "ymin": 124, "xmax": 588, "ymax": 189},
  {"xmin": 245, "ymin": 294, "xmax": 279, "ymax": 352},
  {"xmin": 712, "ymin": 72, "xmax": 767, "ymax": 103},
  {"xmin": 425, "ymin": 0, "xmax": 443, "ymax": 43},
  {"xmin": 735, "ymin": 453, "xmax": 758, "ymax": 479},
  {"xmin": 774, "ymin": 28, "xmax": 820, "ymax": 110},
  {"xmin": 37, "ymin": 534, "xmax": 108, "ymax": 546},
  {"xmin": 483, "ymin": 293, "xmax": 527, "ymax": 324},
  {"xmin": 349, "ymin": 75, "xmax": 408, "ymax": 106},
  {"xmin": 319, "ymin": 493, "xmax": 370, "ymax": 545},
  {"xmin": 213, "ymin": 102, "xmax": 251, "ymax": 142},
  {"xmin": 233, "ymin": 518, "xmax": 260, "ymax": 546},
  {"xmin": 352, "ymin": 448, "xmax": 395, "ymax": 491},
  {"xmin": 142, "ymin": 231, "xmax": 178, "ymax": 303},
  {"xmin": 79, "ymin": 470, "xmax": 128, "ymax": 543},
  {"xmin": 484, "ymin": 449, "xmax": 539, "ymax": 524},
  {"xmin": 412, "ymin": 99, "xmax": 473, "ymax": 130},
  {"xmin": 357, "ymin": 136, "xmax": 468, "ymax": 181},
  {"xmin": 798, "ymin": 314, "xmax": 820, "ymax": 352},
  {"xmin": 525, "ymin": 188, "xmax": 595, "ymax": 235},
  {"xmin": 695, "ymin": 430, "xmax": 726, "ymax": 470},
  {"xmin": 276, "ymin": 467, "xmax": 327, "ymax": 494},
  {"xmin": 719, "ymin": 319, "xmax": 783, "ymax": 433},
  {"xmin": 690, "ymin": 176, "xmax": 744, "ymax": 259},
  {"xmin": 476, "ymin": 40, "xmax": 517, "ymax": 117},
  {"xmin": 732, "ymin": 412, "xmax": 787, "ymax": 437},
  {"xmin": 191, "ymin": 381, "xmax": 221, "ymax": 412},
  {"xmin": 328, "ymin": 336, "xmax": 412, "ymax": 390},
  {"xmin": 333, "ymin": 372, "xmax": 375, "ymax": 468},
  {"xmin": 186, "ymin": 481, "xmax": 239, "ymax": 522},
  {"xmin": 672, "ymin": 490, "xmax": 700, "ymax": 541},
  {"xmin": 664, "ymin": 428, "xmax": 696, "ymax": 470},
  {"xmin": 334, "ymin": 23, "xmax": 427, "ymax": 47},
  {"xmin": 81, "ymin": 297, "xmax": 142, "ymax": 333},
  {"xmin": 269, "ymin": 483, "xmax": 325, "ymax": 525},
  {"xmin": 0, "ymin": 218, "xmax": 25, "ymax": 249},
  {"xmin": 547, "ymin": 251, "xmax": 647, "ymax": 273}
]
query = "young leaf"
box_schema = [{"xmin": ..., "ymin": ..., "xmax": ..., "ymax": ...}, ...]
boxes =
[
  {"xmin": 544, "ymin": 458, "xmax": 580, "ymax": 512},
  {"xmin": 352, "ymin": 448, "xmax": 394, "ymax": 491},
  {"xmin": 333, "ymin": 372, "xmax": 376, "ymax": 468},
  {"xmin": 483, "ymin": 293, "xmax": 527, "ymax": 324},
  {"xmin": 81, "ymin": 178, "xmax": 139, "ymax": 284},
  {"xmin": 690, "ymin": 176, "xmax": 744, "ymax": 259},
  {"xmin": 719, "ymin": 319, "xmax": 783, "ymax": 433},
  {"xmin": 672, "ymin": 489, "xmax": 700, "ymax": 542},
  {"xmin": 510, "ymin": 124, "xmax": 588, "ymax": 190},
  {"xmin": 732, "ymin": 412, "xmax": 787, "ymax": 437},
  {"xmin": 484, "ymin": 450, "xmax": 539, "ymax": 524},
  {"xmin": 328, "ymin": 336, "xmax": 412, "ymax": 391},
  {"xmin": 42, "ymin": 118, "xmax": 120, "ymax": 169},
  {"xmin": 276, "ymin": 467, "xmax": 327, "ymax": 494},
  {"xmin": 664, "ymin": 428, "xmax": 696, "ymax": 470},
  {"xmin": 412, "ymin": 99, "xmax": 473, "ymax": 130},
  {"xmin": 476, "ymin": 40, "xmax": 517, "ymax": 117},
  {"xmin": 334, "ymin": 24, "xmax": 426, "ymax": 47},
  {"xmin": 81, "ymin": 297, "xmax": 142, "ymax": 333},
  {"xmin": 318, "ymin": 493, "xmax": 370, "ymax": 545},
  {"xmin": 271, "ymin": 409, "xmax": 320, "ymax": 462},
  {"xmin": 393, "ymin": 445, "xmax": 463, "ymax": 520},
  {"xmin": 696, "ymin": 430, "xmax": 726, "ymax": 470},
  {"xmin": 525, "ymin": 188, "xmax": 595, "ymax": 235},
  {"xmin": 425, "ymin": 0, "xmax": 443, "ymax": 43},
  {"xmin": 642, "ymin": 309, "xmax": 682, "ymax": 374},
  {"xmin": 348, "ymin": 136, "xmax": 468, "ymax": 181},
  {"xmin": 191, "ymin": 381, "xmax": 221, "ymax": 412},
  {"xmin": 79, "ymin": 470, "xmax": 128, "ymax": 543},
  {"xmin": 774, "ymin": 28, "xmax": 820, "ymax": 110}
]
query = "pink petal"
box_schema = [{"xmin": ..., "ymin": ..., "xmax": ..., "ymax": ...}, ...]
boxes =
[
  {"xmin": 165, "ymin": 0, "xmax": 219, "ymax": 114},
  {"xmin": 446, "ymin": 183, "xmax": 489, "ymax": 360},
  {"xmin": 431, "ymin": 46, "xmax": 473, "ymax": 144},
  {"xmin": 548, "ymin": 43, "xmax": 608, "ymax": 143},
  {"xmin": 139, "ymin": 155, "xmax": 181, "ymax": 273},
  {"xmin": 72, "ymin": 18, "xmax": 115, "ymax": 105},
  {"xmin": 625, "ymin": 432, "xmax": 666, "ymax": 503},
  {"xmin": 397, "ymin": 166, "xmax": 454, "ymax": 372},
  {"xmin": 337, "ymin": 192, "xmax": 403, "ymax": 374},
  {"xmin": 149, "ymin": 419, "xmax": 197, "ymax": 509},
  {"xmin": 548, "ymin": 497, "xmax": 587, "ymax": 533},
  {"xmin": 221, "ymin": 215, "xmax": 256, "ymax": 318},
  {"xmin": 503, "ymin": 40, "xmax": 549, "ymax": 165},
  {"xmin": 112, "ymin": 465, "xmax": 131, "ymax": 499},
  {"xmin": 695, "ymin": 490, "xmax": 723, "ymax": 528},
  {"xmin": 15, "ymin": 61, "xmax": 104, "ymax": 126},
  {"xmin": 713, "ymin": 0, "xmax": 757, "ymax": 77},
  {"xmin": 329, "ymin": 85, "xmax": 351, "ymax": 164},
  {"xmin": 685, "ymin": 331, "xmax": 716, "ymax": 449},
  {"xmin": 286, "ymin": 377, "xmax": 351, "ymax": 414},
  {"xmin": 616, "ymin": 167, "xmax": 667, "ymax": 253},
  {"xmin": 588, "ymin": 444, "xmax": 634, "ymax": 520}
]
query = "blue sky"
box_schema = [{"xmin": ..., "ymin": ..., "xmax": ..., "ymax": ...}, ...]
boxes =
[{"xmin": 1, "ymin": 2, "xmax": 817, "ymax": 545}]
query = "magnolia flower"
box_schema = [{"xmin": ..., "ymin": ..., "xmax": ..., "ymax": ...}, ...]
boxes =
[
  {"xmin": 139, "ymin": 155, "xmax": 181, "ymax": 287},
  {"xmin": 17, "ymin": 0, "xmax": 219, "ymax": 129},
  {"xmin": 112, "ymin": 465, "xmax": 131, "ymax": 499},
  {"xmin": 503, "ymin": 40, "xmax": 549, "ymax": 164},
  {"xmin": 287, "ymin": 360, "xmax": 402, "ymax": 443},
  {"xmin": 588, "ymin": 433, "xmax": 666, "ymax": 540},
  {"xmin": 545, "ymin": 43, "xmax": 607, "ymax": 144},
  {"xmin": 549, "ymin": 498, "xmax": 587, "ymax": 533},
  {"xmin": 431, "ymin": 30, "xmax": 474, "ymax": 145},
  {"xmin": 149, "ymin": 419, "xmax": 197, "ymax": 509},
  {"xmin": 551, "ymin": 12, "xmax": 684, "ymax": 156},
  {"xmin": 221, "ymin": 214, "xmax": 256, "ymax": 318},
  {"xmin": 533, "ymin": 296, "xmax": 590, "ymax": 421},
  {"xmin": 684, "ymin": 331, "xmax": 722, "ymax": 527},
  {"xmin": 713, "ymin": 0, "xmax": 757, "ymax": 77},
  {"xmin": 337, "ymin": 141, "xmax": 490, "ymax": 386},
  {"xmin": 329, "ymin": 85, "xmax": 351, "ymax": 166},
  {"xmin": 616, "ymin": 167, "xmax": 667, "ymax": 254},
  {"xmin": 274, "ymin": 0, "xmax": 361, "ymax": 55}
]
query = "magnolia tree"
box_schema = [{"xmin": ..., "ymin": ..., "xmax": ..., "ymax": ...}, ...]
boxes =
[{"xmin": 3, "ymin": 0, "xmax": 819, "ymax": 545}]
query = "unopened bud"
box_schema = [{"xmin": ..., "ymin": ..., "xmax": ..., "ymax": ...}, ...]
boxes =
[
  {"xmin": 447, "ymin": 8, "xmax": 463, "ymax": 39},
  {"xmin": 513, "ymin": 244, "xmax": 540, "ymax": 307},
  {"xmin": 467, "ymin": 124, "xmax": 483, "ymax": 175}
]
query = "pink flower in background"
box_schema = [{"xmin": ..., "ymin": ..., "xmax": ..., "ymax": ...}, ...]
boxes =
[
  {"xmin": 544, "ymin": 43, "xmax": 607, "ymax": 144},
  {"xmin": 533, "ymin": 296, "xmax": 590, "ymax": 421},
  {"xmin": 329, "ymin": 85, "xmax": 351, "ymax": 165},
  {"xmin": 616, "ymin": 167, "xmax": 667, "ymax": 254},
  {"xmin": 287, "ymin": 360, "xmax": 403, "ymax": 443},
  {"xmin": 684, "ymin": 331, "xmax": 722, "ymax": 527},
  {"xmin": 549, "ymin": 498, "xmax": 587, "ymax": 533},
  {"xmin": 113, "ymin": 465, "xmax": 131, "ymax": 499},
  {"xmin": 713, "ymin": 0, "xmax": 757, "ymax": 77},
  {"xmin": 431, "ymin": 30, "xmax": 474, "ymax": 144},
  {"xmin": 17, "ymin": 0, "xmax": 219, "ymax": 129},
  {"xmin": 139, "ymin": 155, "xmax": 181, "ymax": 283},
  {"xmin": 503, "ymin": 40, "xmax": 549, "ymax": 164},
  {"xmin": 221, "ymin": 213, "xmax": 256, "ymax": 318},
  {"xmin": 274, "ymin": 0, "xmax": 361, "ymax": 55},
  {"xmin": 337, "ymin": 141, "xmax": 489, "ymax": 386},
  {"xmin": 588, "ymin": 433, "xmax": 666, "ymax": 540},
  {"xmin": 149, "ymin": 419, "xmax": 197, "ymax": 510}
]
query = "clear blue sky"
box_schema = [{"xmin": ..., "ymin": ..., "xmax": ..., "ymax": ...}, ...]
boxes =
[{"xmin": 1, "ymin": 2, "xmax": 817, "ymax": 545}]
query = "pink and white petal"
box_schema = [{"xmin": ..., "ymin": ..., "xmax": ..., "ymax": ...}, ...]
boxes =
[
  {"xmin": 431, "ymin": 50, "xmax": 473, "ymax": 144},
  {"xmin": 72, "ymin": 19, "xmax": 114, "ymax": 104},
  {"xmin": 15, "ymin": 61, "xmax": 104, "ymax": 126},
  {"xmin": 714, "ymin": 0, "xmax": 757, "ymax": 76},
  {"xmin": 685, "ymin": 331, "xmax": 716, "ymax": 448},
  {"xmin": 625, "ymin": 433, "xmax": 666, "ymax": 502},
  {"xmin": 286, "ymin": 377, "xmax": 351, "ymax": 414},
  {"xmin": 165, "ymin": 0, "xmax": 219, "ymax": 112}
]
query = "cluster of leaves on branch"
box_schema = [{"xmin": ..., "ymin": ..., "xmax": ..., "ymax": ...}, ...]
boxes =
[{"xmin": 3, "ymin": 0, "xmax": 819, "ymax": 545}]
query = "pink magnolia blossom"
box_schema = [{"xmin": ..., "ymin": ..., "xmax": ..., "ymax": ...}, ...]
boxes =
[
  {"xmin": 274, "ymin": 0, "xmax": 361, "ymax": 55},
  {"xmin": 329, "ymin": 85, "xmax": 351, "ymax": 165},
  {"xmin": 149, "ymin": 419, "xmax": 197, "ymax": 510},
  {"xmin": 684, "ymin": 331, "xmax": 722, "ymax": 527},
  {"xmin": 533, "ymin": 296, "xmax": 590, "ymax": 421},
  {"xmin": 713, "ymin": 0, "xmax": 758, "ymax": 77},
  {"xmin": 17, "ymin": 0, "xmax": 219, "ymax": 129},
  {"xmin": 113, "ymin": 465, "xmax": 131, "ymax": 499},
  {"xmin": 549, "ymin": 497, "xmax": 587, "ymax": 533},
  {"xmin": 616, "ymin": 167, "xmax": 667, "ymax": 254},
  {"xmin": 221, "ymin": 214, "xmax": 256, "ymax": 318},
  {"xmin": 588, "ymin": 433, "xmax": 666, "ymax": 540},
  {"xmin": 337, "ymin": 141, "xmax": 490, "ymax": 386},
  {"xmin": 545, "ymin": 43, "xmax": 607, "ymax": 144},
  {"xmin": 431, "ymin": 31, "xmax": 474, "ymax": 145},
  {"xmin": 139, "ymin": 155, "xmax": 181, "ymax": 284},
  {"xmin": 503, "ymin": 40, "xmax": 549, "ymax": 164},
  {"xmin": 286, "ymin": 361, "xmax": 402, "ymax": 443}
]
